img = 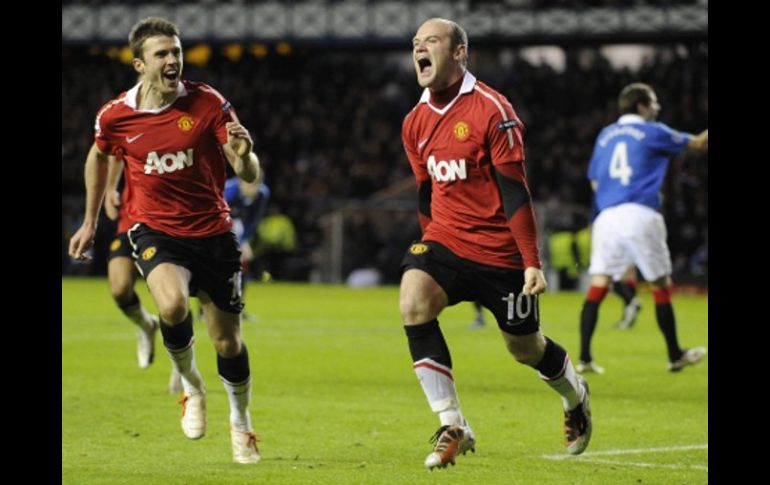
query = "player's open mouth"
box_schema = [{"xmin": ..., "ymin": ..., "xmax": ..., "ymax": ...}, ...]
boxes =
[
  {"xmin": 417, "ymin": 58, "xmax": 432, "ymax": 75},
  {"xmin": 163, "ymin": 70, "xmax": 179, "ymax": 83}
]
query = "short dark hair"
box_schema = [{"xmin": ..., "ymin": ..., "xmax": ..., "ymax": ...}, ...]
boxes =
[
  {"xmin": 618, "ymin": 83, "xmax": 654, "ymax": 115},
  {"xmin": 447, "ymin": 21, "xmax": 468, "ymax": 50},
  {"xmin": 128, "ymin": 17, "xmax": 180, "ymax": 60},
  {"xmin": 447, "ymin": 20, "xmax": 469, "ymax": 67}
]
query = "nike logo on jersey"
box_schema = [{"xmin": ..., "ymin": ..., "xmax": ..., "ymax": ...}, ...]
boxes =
[
  {"xmin": 126, "ymin": 133, "xmax": 144, "ymax": 144},
  {"xmin": 418, "ymin": 138, "xmax": 429, "ymax": 149}
]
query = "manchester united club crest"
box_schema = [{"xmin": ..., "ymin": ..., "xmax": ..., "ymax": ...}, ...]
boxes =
[
  {"xmin": 178, "ymin": 116, "xmax": 195, "ymax": 132},
  {"xmin": 453, "ymin": 121, "xmax": 470, "ymax": 141},
  {"xmin": 142, "ymin": 247, "xmax": 157, "ymax": 261},
  {"xmin": 410, "ymin": 243, "xmax": 429, "ymax": 255}
]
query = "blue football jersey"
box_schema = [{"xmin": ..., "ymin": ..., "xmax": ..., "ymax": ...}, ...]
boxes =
[
  {"xmin": 588, "ymin": 114, "xmax": 691, "ymax": 211},
  {"xmin": 224, "ymin": 177, "xmax": 271, "ymax": 244}
]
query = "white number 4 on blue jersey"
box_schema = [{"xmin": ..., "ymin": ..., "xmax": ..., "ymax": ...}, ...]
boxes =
[{"xmin": 609, "ymin": 142, "xmax": 633, "ymax": 186}]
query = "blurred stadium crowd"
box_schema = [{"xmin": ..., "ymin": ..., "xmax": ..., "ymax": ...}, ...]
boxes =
[
  {"xmin": 62, "ymin": 40, "xmax": 707, "ymax": 283},
  {"xmin": 62, "ymin": 1, "xmax": 704, "ymax": 8}
]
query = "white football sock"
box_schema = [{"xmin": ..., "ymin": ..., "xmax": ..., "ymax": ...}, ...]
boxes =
[
  {"xmin": 540, "ymin": 357, "xmax": 584, "ymax": 410},
  {"xmin": 413, "ymin": 358, "xmax": 466, "ymax": 427},
  {"xmin": 166, "ymin": 342, "xmax": 205, "ymax": 395},
  {"xmin": 123, "ymin": 304, "xmax": 155, "ymax": 333},
  {"xmin": 221, "ymin": 376, "xmax": 252, "ymax": 431}
]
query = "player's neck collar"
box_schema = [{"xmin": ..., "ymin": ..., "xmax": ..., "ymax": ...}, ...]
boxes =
[
  {"xmin": 618, "ymin": 114, "xmax": 645, "ymax": 125},
  {"xmin": 419, "ymin": 71, "xmax": 476, "ymax": 115},
  {"xmin": 428, "ymin": 76, "xmax": 464, "ymax": 108},
  {"xmin": 124, "ymin": 81, "xmax": 188, "ymax": 113}
]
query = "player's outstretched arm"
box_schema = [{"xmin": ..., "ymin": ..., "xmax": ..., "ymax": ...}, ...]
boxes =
[
  {"xmin": 68, "ymin": 142, "xmax": 109, "ymax": 260},
  {"xmin": 223, "ymin": 121, "xmax": 261, "ymax": 183},
  {"xmin": 687, "ymin": 129, "xmax": 708, "ymax": 152}
]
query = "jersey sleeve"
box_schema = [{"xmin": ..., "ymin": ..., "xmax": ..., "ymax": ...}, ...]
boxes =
[
  {"xmin": 486, "ymin": 96, "xmax": 525, "ymax": 166},
  {"xmin": 199, "ymin": 83, "xmax": 237, "ymax": 145},
  {"xmin": 648, "ymin": 123, "xmax": 692, "ymax": 156},
  {"xmin": 93, "ymin": 101, "xmax": 121, "ymax": 154},
  {"xmin": 494, "ymin": 162, "xmax": 541, "ymax": 269}
]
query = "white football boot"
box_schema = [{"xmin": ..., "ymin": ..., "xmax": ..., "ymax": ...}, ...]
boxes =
[
  {"xmin": 669, "ymin": 347, "xmax": 707, "ymax": 372},
  {"xmin": 424, "ymin": 422, "xmax": 476, "ymax": 470},
  {"xmin": 136, "ymin": 316, "xmax": 159, "ymax": 369},
  {"xmin": 231, "ymin": 427, "xmax": 261, "ymax": 464},
  {"xmin": 179, "ymin": 391, "xmax": 206, "ymax": 439}
]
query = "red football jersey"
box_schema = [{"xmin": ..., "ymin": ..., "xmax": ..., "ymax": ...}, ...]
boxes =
[
  {"xmin": 402, "ymin": 72, "xmax": 535, "ymax": 269},
  {"xmin": 95, "ymin": 80, "xmax": 235, "ymax": 238}
]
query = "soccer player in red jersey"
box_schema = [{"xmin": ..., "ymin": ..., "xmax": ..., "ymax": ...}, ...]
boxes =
[
  {"xmin": 68, "ymin": 17, "xmax": 261, "ymax": 464},
  {"xmin": 103, "ymin": 152, "xmax": 159, "ymax": 371},
  {"xmin": 399, "ymin": 18, "xmax": 592, "ymax": 469}
]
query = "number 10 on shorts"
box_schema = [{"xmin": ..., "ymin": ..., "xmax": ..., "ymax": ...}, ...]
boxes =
[{"xmin": 502, "ymin": 292, "xmax": 538, "ymax": 326}]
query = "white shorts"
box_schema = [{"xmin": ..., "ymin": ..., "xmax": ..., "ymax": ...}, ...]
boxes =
[{"xmin": 588, "ymin": 203, "xmax": 671, "ymax": 282}]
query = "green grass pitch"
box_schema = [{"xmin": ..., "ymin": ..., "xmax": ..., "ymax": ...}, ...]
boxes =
[{"xmin": 62, "ymin": 278, "xmax": 708, "ymax": 484}]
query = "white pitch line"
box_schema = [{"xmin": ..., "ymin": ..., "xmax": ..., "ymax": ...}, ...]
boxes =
[
  {"xmin": 541, "ymin": 444, "xmax": 708, "ymax": 472},
  {"xmin": 542, "ymin": 444, "xmax": 707, "ymax": 460},
  {"xmin": 567, "ymin": 457, "xmax": 707, "ymax": 472}
]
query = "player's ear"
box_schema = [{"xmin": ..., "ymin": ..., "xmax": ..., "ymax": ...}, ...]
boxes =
[
  {"xmin": 132, "ymin": 57, "xmax": 145, "ymax": 75},
  {"xmin": 454, "ymin": 44, "xmax": 467, "ymax": 62}
]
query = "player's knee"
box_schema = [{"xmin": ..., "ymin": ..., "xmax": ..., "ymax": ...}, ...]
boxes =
[
  {"xmin": 110, "ymin": 282, "xmax": 134, "ymax": 306},
  {"xmin": 399, "ymin": 293, "xmax": 439, "ymax": 323},
  {"xmin": 505, "ymin": 339, "xmax": 544, "ymax": 366},
  {"xmin": 211, "ymin": 335, "xmax": 240, "ymax": 358},
  {"xmin": 399, "ymin": 295, "xmax": 416, "ymax": 321},
  {"xmin": 511, "ymin": 349, "xmax": 542, "ymax": 366},
  {"xmin": 110, "ymin": 283, "xmax": 134, "ymax": 306},
  {"xmin": 649, "ymin": 275, "xmax": 671, "ymax": 290},
  {"xmin": 157, "ymin": 297, "xmax": 188, "ymax": 325}
]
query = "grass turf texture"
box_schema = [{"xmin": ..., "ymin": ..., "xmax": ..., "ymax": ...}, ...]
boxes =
[{"xmin": 63, "ymin": 278, "xmax": 707, "ymax": 484}]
